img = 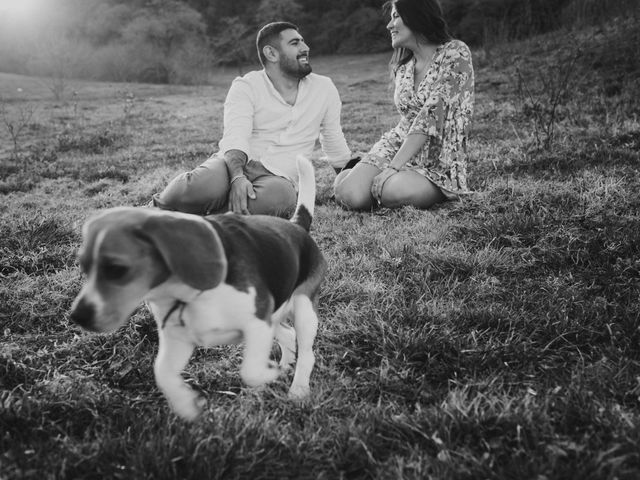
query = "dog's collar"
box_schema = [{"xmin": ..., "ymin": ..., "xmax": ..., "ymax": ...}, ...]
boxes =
[
  {"xmin": 160, "ymin": 291, "xmax": 203, "ymax": 329},
  {"xmin": 161, "ymin": 300, "xmax": 187, "ymax": 329}
]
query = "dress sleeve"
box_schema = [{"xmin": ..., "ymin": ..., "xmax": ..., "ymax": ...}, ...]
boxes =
[{"xmin": 408, "ymin": 41, "xmax": 474, "ymax": 139}]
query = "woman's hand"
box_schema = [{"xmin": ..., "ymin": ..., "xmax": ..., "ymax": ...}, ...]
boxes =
[{"xmin": 371, "ymin": 167, "xmax": 399, "ymax": 204}]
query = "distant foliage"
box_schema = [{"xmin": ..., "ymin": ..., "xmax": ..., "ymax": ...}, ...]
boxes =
[
  {"xmin": 205, "ymin": 0, "xmax": 389, "ymax": 66},
  {"xmin": 559, "ymin": 0, "xmax": 640, "ymax": 26},
  {"xmin": 0, "ymin": 0, "xmax": 637, "ymax": 84},
  {"xmin": 208, "ymin": 16, "xmax": 255, "ymax": 72},
  {"xmin": 515, "ymin": 47, "xmax": 584, "ymax": 150},
  {"xmin": 254, "ymin": 0, "xmax": 304, "ymax": 25},
  {"xmin": 0, "ymin": 0, "xmax": 211, "ymax": 85},
  {"xmin": 442, "ymin": 0, "xmax": 640, "ymax": 45},
  {"xmin": 444, "ymin": 0, "xmax": 570, "ymax": 45}
]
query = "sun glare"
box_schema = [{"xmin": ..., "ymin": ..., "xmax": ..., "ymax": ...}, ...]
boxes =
[
  {"xmin": 0, "ymin": 0, "xmax": 54, "ymax": 36},
  {"xmin": 0, "ymin": 0, "xmax": 45, "ymax": 19}
]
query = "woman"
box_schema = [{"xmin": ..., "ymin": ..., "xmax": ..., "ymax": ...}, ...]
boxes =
[{"xmin": 334, "ymin": 0, "xmax": 474, "ymax": 210}]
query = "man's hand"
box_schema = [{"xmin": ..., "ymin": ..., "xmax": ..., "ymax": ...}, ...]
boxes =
[
  {"xmin": 223, "ymin": 149, "xmax": 253, "ymax": 214},
  {"xmin": 228, "ymin": 175, "xmax": 256, "ymax": 214}
]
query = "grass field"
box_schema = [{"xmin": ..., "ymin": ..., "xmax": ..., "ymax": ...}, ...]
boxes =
[{"xmin": 1, "ymin": 18, "xmax": 640, "ymax": 480}]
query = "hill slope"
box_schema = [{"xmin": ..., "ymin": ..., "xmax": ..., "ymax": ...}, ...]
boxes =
[{"xmin": 1, "ymin": 16, "xmax": 639, "ymax": 480}]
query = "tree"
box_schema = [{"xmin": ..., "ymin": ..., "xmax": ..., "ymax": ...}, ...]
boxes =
[
  {"xmin": 210, "ymin": 17, "xmax": 256, "ymax": 73},
  {"xmin": 122, "ymin": 0, "xmax": 206, "ymax": 58},
  {"xmin": 75, "ymin": 1, "xmax": 136, "ymax": 46},
  {"xmin": 120, "ymin": 0, "xmax": 209, "ymax": 82},
  {"xmin": 335, "ymin": 7, "xmax": 389, "ymax": 54},
  {"xmin": 254, "ymin": 0, "xmax": 303, "ymax": 24}
]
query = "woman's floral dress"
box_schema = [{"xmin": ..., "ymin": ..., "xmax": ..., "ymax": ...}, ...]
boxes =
[{"xmin": 364, "ymin": 39, "xmax": 474, "ymax": 199}]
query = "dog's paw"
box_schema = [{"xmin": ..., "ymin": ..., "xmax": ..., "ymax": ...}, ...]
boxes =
[
  {"xmin": 287, "ymin": 383, "xmax": 311, "ymax": 401},
  {"xmin": 241, "ymin": 360, "xmax": 281, "ymax": 387},
  {"xmin": 171, "ymin": 391, "xmax": 206, "ymax": 421}
]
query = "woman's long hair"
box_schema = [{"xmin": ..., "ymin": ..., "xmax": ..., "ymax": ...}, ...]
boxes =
[{"xmin": 384, "ymin": 0, "xmax": 452, "ymax": 76}]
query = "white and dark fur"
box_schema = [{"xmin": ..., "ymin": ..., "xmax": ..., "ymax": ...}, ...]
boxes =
[{"xmin": 70, "ymin": 156, "xmax": 325, "ymax": 420}]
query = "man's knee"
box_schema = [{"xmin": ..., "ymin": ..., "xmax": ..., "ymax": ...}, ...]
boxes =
[
  {"xmin": 153, "ymin": 156, "xmax": 229, "ymax": 214},
  {"xmin": 250, "ymin": 177, "xmax": 297, "ymax": 217}
]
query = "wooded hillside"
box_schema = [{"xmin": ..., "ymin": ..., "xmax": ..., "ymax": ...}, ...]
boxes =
[{"xmin": 0, "ymin": 0, "xmax": 637, "ymax": 84}]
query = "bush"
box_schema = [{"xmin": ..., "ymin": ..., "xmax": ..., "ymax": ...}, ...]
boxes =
[
  {"xmin": 444, "ymin": 0, "xmax": 639, "ymax": 46},
  {"xmin": 560, "ymin": 0, "xmax": 640, "ymax": 26}
]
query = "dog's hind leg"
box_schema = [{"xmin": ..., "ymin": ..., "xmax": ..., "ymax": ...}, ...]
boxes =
[
  {"xmin": 275, "ymin": 321, "xmax": 297, "ymax": 370},
  {"xmin": 288, "ymin": 294, "xmax": 318, "ymax": 399},
  {"xmin": 273, "ymin": 302, "xmax": 296, "ymax": 370}
]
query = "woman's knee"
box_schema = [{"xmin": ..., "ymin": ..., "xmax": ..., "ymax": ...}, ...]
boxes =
[
  {"xmin": 380, "ymin": 174, "xmax": 444, "ymax": 209},
  {"xmin": 333, "ymin": 168, "xmax": 377, "ymax": 211},
  {"xmin": 334, "ymin": 183, "xmax": 374, "ymax": 210}
]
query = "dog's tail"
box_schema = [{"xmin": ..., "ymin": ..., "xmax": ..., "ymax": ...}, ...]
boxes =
[{"xmin": 290, "ymin": 155, "xmax": 316, "ymax": 232}]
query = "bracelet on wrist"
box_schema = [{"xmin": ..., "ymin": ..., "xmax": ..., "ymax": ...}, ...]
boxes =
[
  {"xmin": 387, "ymin": 165, "xmax": 400, "ymax": 172},
  {"xmin": 230, "ymin": 174, "xmax": 246, "ymax": 185}
]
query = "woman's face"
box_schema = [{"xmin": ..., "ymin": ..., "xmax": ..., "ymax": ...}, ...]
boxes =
[{"xmin": 387, "ymin": 4, "xmax": 416, "ymax": 49}]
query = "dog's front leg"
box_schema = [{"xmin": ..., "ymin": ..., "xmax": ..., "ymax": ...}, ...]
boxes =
[
  {"xmin": 154, "ymin": 332, "xmax": 202, "ymax": 421},
  {"xmin": 240, "ymin": 317, "xmax": 280, "ymax": 387}
]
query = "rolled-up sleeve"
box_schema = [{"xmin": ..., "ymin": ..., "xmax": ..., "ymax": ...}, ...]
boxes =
[
  {"xmin": 319, "ymin": 80, "xmax": 351, "ymax": 170},
  {"xmin": 218, "ymin": 77, "xmax": 254, "ymax": 156}
]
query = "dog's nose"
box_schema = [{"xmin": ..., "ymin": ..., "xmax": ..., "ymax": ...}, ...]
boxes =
[{"xmin": 69, "ymin": 298, "xmax": 97, "ymax": 331}]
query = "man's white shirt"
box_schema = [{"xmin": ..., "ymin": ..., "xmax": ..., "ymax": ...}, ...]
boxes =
[{"xmin": 218, "ymin": 70, "xmax": 351, "ymax": 185}]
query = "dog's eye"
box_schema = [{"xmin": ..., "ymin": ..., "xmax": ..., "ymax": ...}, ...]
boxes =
[{"xmin": 101, "ymin": 263, "xmax": 129, "ymax": 280}]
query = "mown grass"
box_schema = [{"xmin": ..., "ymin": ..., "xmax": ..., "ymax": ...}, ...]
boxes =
[{"xmin": 1, "ymin": 18, "xmax": 640, "ymax": 480}]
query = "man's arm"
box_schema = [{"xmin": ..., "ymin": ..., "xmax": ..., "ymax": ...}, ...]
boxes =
[
  {"xmin": 318, "ymin": 79, "xmax": 352, "ymax": 174},
  {"xmin": 224, "ymin": 149, "xmax": 248, "ymax": 178},
  {"xmin": 219, "ymin": 78, "xmax": 256, "ymax": 214}
]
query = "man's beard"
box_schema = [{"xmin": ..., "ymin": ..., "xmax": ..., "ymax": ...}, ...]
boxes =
[{"xmin": 281, "ymin": 55, "xmax": 312, "ymax": 79}]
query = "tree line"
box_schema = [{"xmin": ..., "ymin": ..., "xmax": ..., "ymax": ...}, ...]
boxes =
[{"xmin": 0, "ymin": 0, "xmax": 636, "ymax": 85}]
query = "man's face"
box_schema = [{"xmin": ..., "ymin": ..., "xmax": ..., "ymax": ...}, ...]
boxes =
[{"xmin": 275, "ymin": 28, "xmax": 311, "ymax": 79}]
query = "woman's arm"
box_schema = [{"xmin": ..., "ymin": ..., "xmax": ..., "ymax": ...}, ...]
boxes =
[{"xmin": 388, "ymin": 132, "xmax": 429, "ymax": 169}]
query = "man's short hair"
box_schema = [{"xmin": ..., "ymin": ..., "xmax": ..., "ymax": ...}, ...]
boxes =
[{"xmin": 256, "ymin": 21, "xmax": 299, "ymax": 67}]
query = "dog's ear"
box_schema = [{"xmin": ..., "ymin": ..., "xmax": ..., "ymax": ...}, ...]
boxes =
[{"xmin": 141, "ymin": 214, "xmax": 227, "ymax": 291}]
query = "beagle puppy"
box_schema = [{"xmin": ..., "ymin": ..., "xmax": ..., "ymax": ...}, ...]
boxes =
[{"xmin": 69, "ymin": 156, "xmax": 326, "ymax": 421}]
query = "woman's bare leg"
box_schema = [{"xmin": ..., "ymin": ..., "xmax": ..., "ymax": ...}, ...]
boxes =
[
  {"xmin": 333, "ymin": 163, "xmax": 381, "ymax": 210},
  {"xmin": 379, "ymin": 170, "xmax": 445, "ymax": 209}
]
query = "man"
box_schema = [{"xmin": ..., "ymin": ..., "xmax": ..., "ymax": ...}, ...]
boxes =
[{"xmin": 152, "ymin": 21, "xmax": 356, "ymax": 216}]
